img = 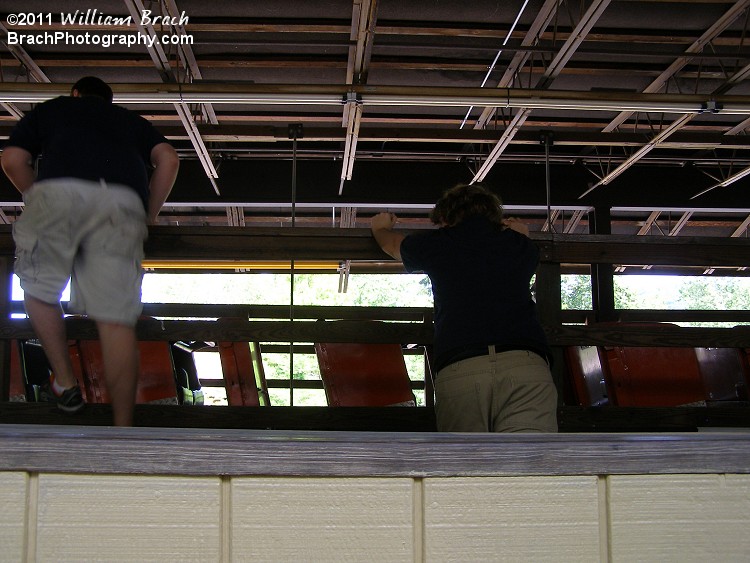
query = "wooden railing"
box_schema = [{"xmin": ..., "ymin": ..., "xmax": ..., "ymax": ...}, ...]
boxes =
[{"xmin": 0, "ymin": 225, "xmax": 749, "ymax": 430}]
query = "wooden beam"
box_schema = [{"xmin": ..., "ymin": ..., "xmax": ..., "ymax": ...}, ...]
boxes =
[
  {"xmin": 143, "ymin": 225, "xmax": 388, "ymax": 261},
  {"xmin": 2, "ymin": 403, "xmax": 750, "ymax": 435},
  {"xmin": 142, "ymin": 303, "xmax": 433, "ymax": 321},
  {"xmin": 1, "ymin": 419, "xmax": 749, "ymax": 477},
  {"xmin": 1, "ymin": 317, "xmax": 749, "ymax": 348},
  {"xmin": 535, "ymin": 233, "xmax": 750, "ymax": 267},
  {"xmin": 0, "ymin": 226, "xmax": 747, "ymax": 265}
]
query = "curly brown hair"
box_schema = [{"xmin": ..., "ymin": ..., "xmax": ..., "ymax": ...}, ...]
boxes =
[{"xmin": 429, "ymin": 183, "xmax": 504, "ymax": 227}]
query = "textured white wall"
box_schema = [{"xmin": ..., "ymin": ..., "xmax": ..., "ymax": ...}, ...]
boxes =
[{"xmin": 2, "ymin": 471, "xmax": 750, "ymax": 562}]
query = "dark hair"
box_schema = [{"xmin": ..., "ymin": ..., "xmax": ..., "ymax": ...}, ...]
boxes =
[
  {"xmin": 429, "ymin": 183, "xmax": 504, "ymax": 227},
  {"xmin": 71, "ymin": 76, "xmax": 113, "ymax": 102}
]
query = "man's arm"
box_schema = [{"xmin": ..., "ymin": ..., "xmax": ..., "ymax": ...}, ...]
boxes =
[
  {"xmin": 502, "ymin": 217, "xmax": 530, "ymax": 237},
  {"xmin": 146, "ymin": 142, "xmax": 179, "ymax": 225},
  {"xmin": 1, "ymin": 146, "xmax": 36, "ymax": 193},
  {"xmin": 370, "ymin": 212, "xmax": 405, "ymax": 261}
]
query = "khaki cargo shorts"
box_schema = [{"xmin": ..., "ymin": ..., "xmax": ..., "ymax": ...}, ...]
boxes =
[{"xmin": 13, "ymin": 178, "xmax": 148, "ymax": 326}]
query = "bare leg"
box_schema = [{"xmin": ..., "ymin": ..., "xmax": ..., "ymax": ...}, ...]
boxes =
[
  {"xmin": 24, "ymin": 295, "xmax": 77, "ymax": 388},
  {"xmin": 96, "ymin": 321, "xmax": 139, "ymax": 427}
]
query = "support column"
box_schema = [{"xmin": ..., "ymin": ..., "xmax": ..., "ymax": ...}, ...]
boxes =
[
  {"xmin": 589, "ymin": 207, "xmax": 617, "ymax": 322},
  {"xmin": 535, "ymin": 257, "xmax": 564, "ymax": 402}
]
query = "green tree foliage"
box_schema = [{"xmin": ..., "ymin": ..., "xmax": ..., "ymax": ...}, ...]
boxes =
[
  {"xmin": 142, "ymin": 272, "xmax": 291, "ymax": 304},
  {"xmin": 560, "ymin": 274, "xmax": 638, "ymax": 311},
  {"xmin": 292, "ymin": 273, "xmax": 433, "ymax": 307},
  {"xmin": 560, "ymin": 274, "xmax": 592, "ymax": 310},
  {"xmin": 678, "ymin": 277, "xmax": 750, "ymax": 310},
  {"xmin": 614, "ymin": 279, "xmax": 638, "ymax": 309}
]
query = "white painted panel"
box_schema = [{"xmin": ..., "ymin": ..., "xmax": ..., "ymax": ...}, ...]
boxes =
[
  {"xmin": 36, "ymin": 474, "xmax": 221, "ymax": 562},
  {"xmin": 231, "ymin": 477, "xmax": 414, "ymax": 563},
  {"xmin": 424, "ymin": 476, "xmax": 600, "ymax": 563},
  {"xmin": 0, "ymin": 472, "xmax": 27, "ymax": 562},
  {"xmin": 609, "ymin": 474, "xmax": 750, "ymax": 562}
]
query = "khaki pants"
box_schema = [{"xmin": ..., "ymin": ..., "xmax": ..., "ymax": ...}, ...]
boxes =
[{"xmin": 435, "ymin": 349, "xmax": 558, "ymax": 433}]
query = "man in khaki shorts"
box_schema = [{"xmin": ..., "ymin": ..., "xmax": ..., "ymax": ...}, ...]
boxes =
[
  {"xmin": 371, "ymin": 183, "xmax": 558, "ymax": 432},
  {"xmin": 1, "ymin": 76, "xmax": 179, "ymax": 426}
]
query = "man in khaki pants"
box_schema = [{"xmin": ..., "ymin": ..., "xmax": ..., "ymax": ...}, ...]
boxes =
[{"xmin": 371, "ymin": 183, "xmax": 557, "ymax": 432}]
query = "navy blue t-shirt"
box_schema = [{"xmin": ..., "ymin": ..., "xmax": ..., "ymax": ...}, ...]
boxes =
[
  {"xmin": 400, "ymin": 215, "xmax": 550, "ymax": 371},
  {"xmin": 6, "ymin": 95, "xmax": 168, "ymax": 208}
]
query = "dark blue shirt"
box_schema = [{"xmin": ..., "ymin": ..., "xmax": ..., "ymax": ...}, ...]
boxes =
[
  {"xmin": 6, "ymin": 95, "xmax": 168, "ymax": 207},
  {"xmin": 400, "ymin": 215, "xmax": 550, "ymax": 371}
]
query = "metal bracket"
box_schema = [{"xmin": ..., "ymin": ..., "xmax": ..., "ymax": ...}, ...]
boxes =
[
  {"xmin": 288, "ymin": 123, "xmax": 304, "ymax": 140},
  {"xmin": 700, "ymin": 101, "xmax": 722, "ymax": 114}
]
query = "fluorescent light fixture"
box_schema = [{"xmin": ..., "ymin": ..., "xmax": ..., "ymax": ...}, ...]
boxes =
[
  {"xmin": 0, "ymin": 92, "xmax": 61, "ymax": 103},
  {"xmin": 0, "ymin": 91, "xmax": 345, "ymax": 105},
  {"xmin": 359, "ymin": 94, "xmax": 708, "ymax": 114},
  {"xmin": 115, "ymin": 92, "xmax": 346, "ymax": 105},
  {"xmin": 2, "ymin": 86, "xmax": 744, "ymax": 114},
  {"xmin": 340, "ymin": 101, "xmax": 363, "ymax": 192}
]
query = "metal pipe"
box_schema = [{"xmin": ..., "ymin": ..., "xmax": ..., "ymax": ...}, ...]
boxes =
[{"xmin": 3, "ymin": 84, "xmax": 747, "ymax": 114}]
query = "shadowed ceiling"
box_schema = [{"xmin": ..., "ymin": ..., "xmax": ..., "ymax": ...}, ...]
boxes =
[{"xmin": 2, "ymin": 0, "xmax": 750, "ymax": 241}]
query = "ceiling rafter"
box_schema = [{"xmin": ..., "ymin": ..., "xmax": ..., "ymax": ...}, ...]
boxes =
[
  {"xmin": 541, "ymin": 209, "xmax": 561, "ymax": 232},
  {"xmin": 340, "ymin": 0, "xmax": 378, "ymax": 195},
  {"xmin": 472, "ymin": 0, "xmax": 613, "ymax": 182},
  {"xmin": 162, "ymin": 0, "xmax": 218, "ymax": 126},
  {"xmin": 669, "ymin": 211, "xmax": 694, "ymax": 236},
  {"xmin": 581, "ymin": 114, "xmax": 696, "ymax": 197},
  {"xmin": 732, "ymin": 214, "xmax": 750, "ymax": 237},
  {"xmin": 123, "ymin": 0, "xmax": 220, "ymax": 197},
  {"xmin": 621, "ymin": 208, "xmax": 695, "ymax": 275},
  {"xmin": 564, "ymin": 209, "xmax": 588, "ymax": 234},
  {"xmin": 226, "ymin": 206, "xmax": 245, "ymax": 227},
  {"xmin": 3, "ymin": 1, "xmax": 750, "ymax": 242},
  {"xmin": 0, "ymin": 22, "xmax": 50, "ymax": 119},
  {"xmin": 603, "ymin": 0, "xmax": 750, "ymax": 133},
  {"xmin": 582, "ymin": 2, "xmax": 750, "ymax": 199},
  {"xmin": 637, "ymin": 211, "xmax": 662, "ymax": 236},
  {"xmin": 0, "ymin": 23, "xmax": 50, "ymax": 84},
  {"xmin": 473, "ymin": 0, "xmax": 561, "ymax": 131},
  {"xmin": 688, "ymin": 59, "xmax": 750, "ymax": 197}
]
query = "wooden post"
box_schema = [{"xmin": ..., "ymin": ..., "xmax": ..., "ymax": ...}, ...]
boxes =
[
  {"xmin": 535, "ymin": 259, "xmax": 564, "ymax": 399},
  {"xmin": 589, "ymin": 207, "xmax": 617, "ymax": 322}
]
